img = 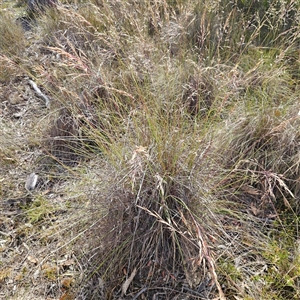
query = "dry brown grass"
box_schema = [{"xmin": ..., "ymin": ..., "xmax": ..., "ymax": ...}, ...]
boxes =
[{"xmin": 1, "ymin": 1, "xmax": 300, "ymax": 299}]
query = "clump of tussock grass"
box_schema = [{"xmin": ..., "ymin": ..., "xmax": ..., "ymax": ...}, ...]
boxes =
[
  {"xmin": 211, "ymin": 65, "xmax": 300, "ymax": 298},
  {"xmin": 35, "ymin": 10, "xmax": 229, "ymax": 296},
  {"xmin": 0, "ymin": 12, "xmax": 27, "ymax": 82},
  {"xmin": 183, "ymin": 71, "xmax": 215, "ymax": 116},
  {"xmin": 221, "ymin": 106, "xmax": 300, "ymax": 213},
  {"xmin": 73, "ymin": 106, "xmax": 227, "ymax": 299},
  {"xmin": 170, "ymin": 0, "xmax": 300, "ymax": 62},
  {"xmin": 235, "ymin": 0, "xmax": 299, "ymax": 46},
  {"xmin": 46, "ymin": 107, "xmax": 83, "ymax": 164},
  {"xmin": 0, "ymin": 12, "xmax": 26, "ymax": 57},
  {"xmin": 1, "ymin": 0, "xmax": 300, "ymax": 299},
  {"xmin": 32, "ymin": 1, "xmax": 300, "ymax": 298}
]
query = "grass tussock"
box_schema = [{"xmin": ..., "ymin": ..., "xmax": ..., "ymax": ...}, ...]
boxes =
[{"xmin": 1, "ymin": 0, "xmax": 300, "ymax": 299}]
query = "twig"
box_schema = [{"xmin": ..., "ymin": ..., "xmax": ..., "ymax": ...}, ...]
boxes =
[
  {"xmin": 132, "ymin": 286, "xmax": 148, "ymax": 300},
  {"xmin": 29, "ymin": 80, "xmax": 51, "ymax": 108},
  {"xmin": 182, "ymin": 286, "xmax": 207, "ymax": 297}
]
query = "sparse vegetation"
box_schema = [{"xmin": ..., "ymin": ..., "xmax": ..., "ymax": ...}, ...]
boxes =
[{"xmin": 0, "ymin": 0, "xmax": 300, "ymax": 299}]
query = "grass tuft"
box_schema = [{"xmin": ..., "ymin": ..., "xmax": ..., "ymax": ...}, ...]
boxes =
[{"xmin": 1, "ymin": 0, "xmax": 300, "ymax": 299}]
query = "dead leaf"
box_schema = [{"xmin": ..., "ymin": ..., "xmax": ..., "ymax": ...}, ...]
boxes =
[
  {"xmin": 61, "ymin": 277, "xmax": 74, "ymax": 289},
  {"xmin": 121, "ymin": 268, "xmax": 137, "ymax": 296},
  {"xmin": 61, "ymin": 259, "xmax": 75, "ymax": 266},
  {"xmin": 59, "ymin": 292, "xmax": 74, "ymax": 300},
  {"xmin": 250, "ymin": 203, "xmax": 259, "ymax": 216},
  {"xmin": 27, "ymin": 256, "xmax": 38, "ymax": 264}
]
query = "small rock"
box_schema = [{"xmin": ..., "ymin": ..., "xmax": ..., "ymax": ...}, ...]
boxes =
[{"xmin": 25, "ymin": 173, "xmax": 38, "ymax": 192}]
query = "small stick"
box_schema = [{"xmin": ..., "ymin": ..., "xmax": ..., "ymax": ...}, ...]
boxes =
[
  {"xmin": 132, "ymin": 286, "xmax": 148, "ymax": 300},
  {"xmin": 29, "ymin": 80, "xmax": 50, "ymax": 108}
]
